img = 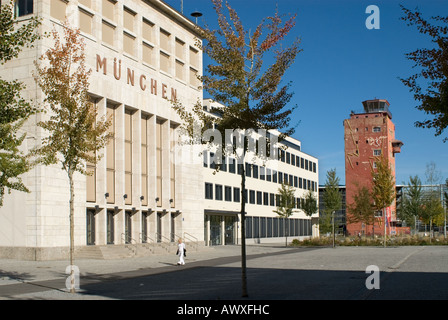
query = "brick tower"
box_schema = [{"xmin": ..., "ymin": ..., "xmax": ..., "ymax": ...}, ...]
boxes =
[{"xmin": 344, "ymin": 99, "xmax": 403, "ymax": 236}]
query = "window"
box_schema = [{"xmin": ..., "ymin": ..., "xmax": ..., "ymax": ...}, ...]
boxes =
[
  {"xmin": 209, "ymin": 152, "xmax": 215, "ymax": 169},
  {"xmin": 272, "ymin": 170, "xmax": 277, "ymax": 183},
  {"xmin": 270, "ymin": 193, "xmax": 275, "ymax": 206},
  {"xmin": 190, "ymin": 46, "xmax": 199, "ymax": 68},
  {"xmin": 160, "ymin": 51, "xmax": 171, "ymax": 74},
  {"xmin": 175, "ymin": 38, "xmax": 185, "ymax": 60},
  {"xmin": 123, "ymin": 32, "xmax": 135, "ymax": 56},
  {"xmin": 225, "ymin": 186, "xmax": 232, "ymax": 202},
  {"xmin": 373, "ymin": 127, "xmax": 381, "ymax": 132},
  {"xmin": 253, "ymin": 165, "xmax": 258, "ymax": 179},
  {"xmin": 249, "ymin": 190, "xmax": 255, "ymax": 204},
  {"xmin": 257, "ymin": 191, "xmax": 262, "ymax": 205},
  {"xmin": 263, "ymin": 192, "xmax": 269, "ymax": 206},
  {"xmin": 102, "ymin": 0, "xmax": 116, "ymax": 22},
  {"xmin": 51, "ymin": 0, "xmax": 67, "ymax": 21},
  {"xmin": 123, "ymin": 7, "xmax": 135, "ymax": 32},
  {"xmin": 142, "ymin": 18, "xmax": 154, "ymax": 43},
  {"xmin": 215, "ymin": 184, "xmax": 223, "ymax": 201},
  {"xmin": 102, "ymin": 21, "xmax": 115, "ymax": 46},
  {"xmin": 203, "ymin": 151, "xmax": 208, "ymax": 167},
  {"xmin": 205, "ymin": 183, "xmax": 213, "ymax": 199},
  {"xmin": 79, "ymin": 8, "xmax": 93, "ymax": 35},
  {"xmin": 245, "ymin": 163, "xmax": 251, "ymax": 177},
  {"xmin": 229, "ymin": 158, "xmax": 236, "ymax": 173},
  {"xmin": 160, "ymin": 29, "xmax": 171, "ymax": 52},
  {"xmin": 260, "ymin": 166, "xmax": 265, "ymax": 180},
  {"xmin": 374, "ymin": 149, "xmax": 382, "ymax": 156},
  {"xmin": 175, "ymin": 60, "xmax": 185, "ymax": 81},
  {"xmin": 142, "ymin": 43, "xmax": 154, "ymax": 65},
  {"xmin": 266, "ymin": 168, "xmax": 271, "ymax": 181},
  {"xmin": 233, "ymin": 187, "xmax": 240, "ymax": 203}
]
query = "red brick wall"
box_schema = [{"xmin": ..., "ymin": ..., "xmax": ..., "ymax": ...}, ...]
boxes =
[{"xmin": 344, "ymin": 111, "xmax": 397, "ymax": 236}]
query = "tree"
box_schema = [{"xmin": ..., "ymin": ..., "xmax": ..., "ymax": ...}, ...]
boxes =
[
  {"xmin": 273, "ymin": 182, "xmax": 297, "ymax": 247},
  {"xmin": 400, "ymin": 6, "xmax": 448, "ymax": 142},
  {"xmin": 371, "ymin": 155, "xmax": 396, "ymax": 247},
  {"xmin": 444, "ymin": 178, "xmax": 448, "ymax": 239},
  {"xmin": 400, "ymin": 175, "xmax": 424, "ymax": 232},
  {"xmin": 322, "ymin": 169, "xmax": 342, "ymax": 247},
  {"xmin": 171, "ymin": 0, "xmax": 300, "ymax": 297},
  {"xmin": 420, "ymin": 194, "xmax": 444, "ymax": 241},
  {"xmin": 301, "ymin": 190, "xmax": 318, "ymax": 218},
  {"xmin": 0, "ymin": 0, "xmax": 41, "ymax": 206},
  {"xmin": 346, "ymin": 185, "xmax": 374, "ymax": 235},
  {"xmin": 33, "ymin": 21, "xmax": 111, "ymax": 293}
]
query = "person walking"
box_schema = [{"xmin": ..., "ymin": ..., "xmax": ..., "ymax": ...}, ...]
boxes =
[{"xmin": 177, "ymin": 238, "xmax": 186, "ymax": 265}]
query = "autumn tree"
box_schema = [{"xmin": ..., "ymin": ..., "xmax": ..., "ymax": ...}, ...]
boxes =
[
  {"xmin": 274, "ymin": 182, "xmax": 297, "ymax": 247},
  {"xmin": 33, "ymin": 21, "xmax": 110, "ymax": 293},
  {"xmin": 371, "ymin": 155, "xmax": 396, "ymax": 247},
  {"xmin": 400, "ymin": 6, "xmax": 448, "ymax": 142},
  {"xmin": 0, "ymin": 0, "xmax": 40, "ymax": 206},
  {"xmin": 171, "ymin": 0, "xmax": 301, "ymax": 297},
  {"xmin": 346, "ymin": 185, "xmax": 374, "ymax": 235}
]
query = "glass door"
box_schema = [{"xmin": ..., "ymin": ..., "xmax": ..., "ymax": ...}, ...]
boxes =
[
  {"xmin": 125, "ymin": 211, "xmax": 132, "ymax": 244},
  {"xmin": 86, "ymin": 209, "xmax": 96, "ymax": 245},
  {"xmin": 210, "ymin": 215, "xmax": 222, "ymax": 246},
  {"xmin": 225, "ymin": 216, "xmax": 236, "ymax": 245},
  {"xmin": 107, "ymin": 210, "xmax": 115, "ymax": 244}
]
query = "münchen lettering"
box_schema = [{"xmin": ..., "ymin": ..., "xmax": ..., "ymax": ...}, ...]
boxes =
[{"xmin": 95, "ymin": 54, "xmax": 177, "ymax": 101}]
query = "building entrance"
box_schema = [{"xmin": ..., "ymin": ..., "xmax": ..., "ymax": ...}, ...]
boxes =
[
  {"xmin": 86, "ymin": 209, "xmax": 96, "ymax": 245},
  {"xmin": 205, "ymin": 213, "xmax": 237, "ymax": 246}
]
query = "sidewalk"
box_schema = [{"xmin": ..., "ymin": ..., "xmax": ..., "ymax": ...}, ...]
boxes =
[{"xmin": 0, "ymin": 243, "xmax": 291, "ymax": 300}]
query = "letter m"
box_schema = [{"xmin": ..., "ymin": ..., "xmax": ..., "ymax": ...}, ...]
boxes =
[{"xmin": 96, "ymin": 55, "xmax": 107, "ymax": 75}]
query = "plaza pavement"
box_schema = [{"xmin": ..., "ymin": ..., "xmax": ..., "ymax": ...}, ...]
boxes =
[{"xmin": 1, "ymin": 244, "xmax": 447, "ymax": 300}]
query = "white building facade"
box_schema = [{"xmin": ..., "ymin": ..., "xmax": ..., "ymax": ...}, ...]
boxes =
[{"xmin": 0, "ymin": 0, "xmax": 318, "ymax": 260}]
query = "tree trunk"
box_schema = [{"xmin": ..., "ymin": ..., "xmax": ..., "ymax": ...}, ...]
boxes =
[
  {"xmin": 240, "ymin": 165, "xmax": 248, "ymax": 298},
  {"xmin": 68, "ymin": 169, "xmax": 76, "ymax": 293},
  {"xmin": 383, "ymin": 208, "xmax": 386, "ymax": 248},
  {"xmin": 332, "ymin": 211, "xmax": 335, "ymax": 248}
]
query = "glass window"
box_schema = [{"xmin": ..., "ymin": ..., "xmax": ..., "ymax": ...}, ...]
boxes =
[
  {"xmin": 15, "ymin": 0, "xmax": 33, "ymax": 17},
  {"xmin": 215, "ymin": 184, "xmax": 223, "ymax": 201},
  {"xmin": 225, "ymin": 186, "xmax": 232, "ymax": 202},
  {"xmin": 257, "ymin": 191, "xmax": 262, "ymax": 205},
  {"xmin": 249, "ymin": 190, "xmax": 255, "ymax": 204},
  {"xmin": 233, "ymin": 187, "xmax": 240, "ymax": 203},
  {"xmin": 205, "ymin": 183, "xmax": 213, "ymax": 199}
]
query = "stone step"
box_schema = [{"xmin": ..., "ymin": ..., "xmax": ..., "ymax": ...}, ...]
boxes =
[{"xmin": 74, "ymin": 241, "xmax": 202, "ymax": 260}]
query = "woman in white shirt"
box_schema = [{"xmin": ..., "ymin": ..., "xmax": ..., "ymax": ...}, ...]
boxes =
[{"xmin": 177, "ymin": 238, "xmax": 186, "ymax": 265}]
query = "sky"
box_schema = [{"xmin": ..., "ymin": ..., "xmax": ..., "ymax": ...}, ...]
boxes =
[{"xmin": 164, "ymin": 0, "xmax": 448, "ymax": 186}]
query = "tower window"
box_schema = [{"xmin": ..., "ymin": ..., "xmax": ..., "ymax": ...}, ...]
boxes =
[
  {"xmin": 15, "ymin": 0, "xmax": 33, "ymax": 17},
  {"xmin": 373, "ymin": 127, "xmax": 381, "ymax": 132}
]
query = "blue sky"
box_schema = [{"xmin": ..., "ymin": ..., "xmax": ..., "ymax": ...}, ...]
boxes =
[{"xmin": 165, "ymin": 0, "xmax": 448, "ymax": 185}]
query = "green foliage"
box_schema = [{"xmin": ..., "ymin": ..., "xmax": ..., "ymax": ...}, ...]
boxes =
[
  {"xmin": 371, "ymin": 155, "xmax": 396, "ymax": 212},
  {"xmin": 347, "ymin": 185, "xmax": 374, "ymax": 226},
  {"xmin": 321, "ymin": 169, "xmax": 342, "ymax": 234},
  {"xmin": 301, "ymin": 190, "xmax": 318, "ymax": 217},
  {"xmin": 0, "ymin": 0, "xmax": 41, "ymax": 206},
  {"xmin": 400, "ymin": 6, "xmax": 448, "ymax": 142},
  {"xmin": 273, "ymin": 182, "xmax": 297, "ymax": 219},
  {"xmin": 399, "ymin": 175, "xmax": 423, "ymax": 228}
]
